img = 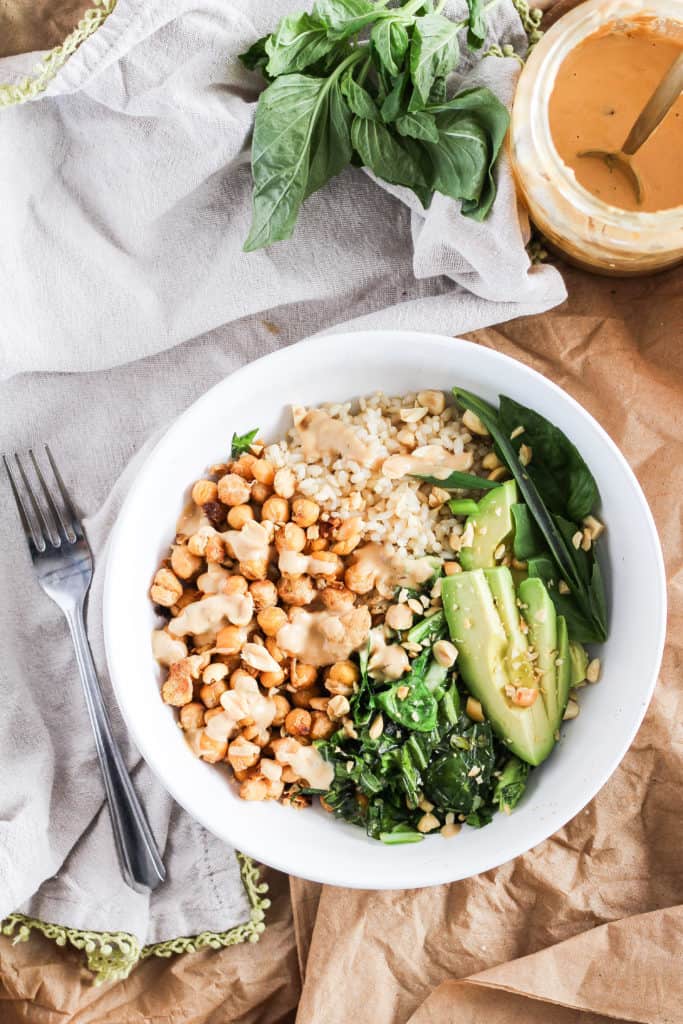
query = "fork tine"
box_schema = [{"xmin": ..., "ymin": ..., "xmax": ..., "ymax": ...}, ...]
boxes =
[
  {"xmin": 44, "ymin": 445, "xmax": 83, "ymax": 539},
  {"xmin": 30, "ymin": 448, "xmax": 76, "ymax": 544},
  {"xmin": 14, "ymin": 453, "xmax": 56, "ymax": 549},
  {"xmin": 3, "ymin": 454, "xmax": 45, "ymax": 553}
]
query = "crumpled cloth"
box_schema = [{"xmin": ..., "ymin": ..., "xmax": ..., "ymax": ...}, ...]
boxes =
[{"xmin": 0, "ymin": 0, "xmax": 565, "ymax": 946}]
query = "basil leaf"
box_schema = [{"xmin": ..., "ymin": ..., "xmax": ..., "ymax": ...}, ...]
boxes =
[
  {"xmin": 314, "ymin": 0, "xmax": 383, "ymax": 36},
  {"xmin": 380, "ymin": 69, "xmax": 410, "ymax": 122},
  {"xmin": 498, "ymin": 395, "xmax": 600, "ymax": 521},
  {"xmin": 239, "ymin": 36, "xmax": 271, "ymax": 79},
  {"xmin": 230, "ymin": 427, "xmax": 258, "ymax": 457},
  {"xmin": 306, "ymin": 79, "xmax": 352, "ymax": 197},
  {"xmin": 396, "ymin": 110, "xmax": 439, "ymax": 142},
  {"xmin": 245, "ymin": 73, "xmax": 352, "ymax": 251},
  {"xmin": 341, "ymin": 70, "xmax": 380, "ymax": 120},
  {"xmin": 265, "ymin": 13, "xmax": 337, "ymax": 77},
  {"xmin": 351, "ymin": 115, "xmax": 427, "ymax": 189},
  {"xmin": 466, "ymin": 0, "xmax": 487, "ymax": 49},
  {"xmin": 409, "ymin": 14, "xmax": 460, "ymax": 106},
  {"xmin": 527, "ymin": 556, "xmax": 604, "ymax": 643},
  {"xmin": 426, "ymin": 88, "xmax": 509, "ymax": 218},
  {"xmin": 370, "ymin": 18, "xmax": 410, "ymax": 77}
]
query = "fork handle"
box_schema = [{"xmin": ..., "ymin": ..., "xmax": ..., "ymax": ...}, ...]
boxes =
[{"xmin": 65, "ymin": 603, "xmax": 166, "ymax": 893}]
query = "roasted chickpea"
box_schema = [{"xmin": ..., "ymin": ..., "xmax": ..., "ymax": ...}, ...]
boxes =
[
  {"xmin": 202, "ymin": 662, "xmax": 229, "ymax": 685},
  {"xmin": 170, "ymin": 587, "xmax": 200, "ymax": 614},
  {"xmin": 291, "ymin": 497, "xmax": 320, "ymax": 528},
  {"xmin": 227, "ymin": 504, "xmax": 255, "ymax": 530},
  {"xmin": 161, "ymin": 660, "xmax": 193, "ymax": 705},
  {"xmin": 261, "ymin": 496, "xmax": 289, "ymax": 523},
  {"xmin": 198, "ymin": 732, "xmax": 228, "ymax": 763},
  {"xmin": 290, "ymin": 687, "xmax": 321, "ymax": 709},
  {"xmin": 191, "ymin": 480, "xmax": 218, "ymax": 505},
  {"xmin": 171, "ymin": 544, "xmax": 202, "ymax": 580},
  {"xmin": 344, "ymin": 563, "xmax": 375, "ymax": 595},
  {"xmin": 272, "ymin": 694, "xmax": 291, "ymax": 726},
  {"xmin": 320, "ymin": 585, "xmax": 355, "ymax": 612},
  {"xmin": 188, "ymin": 532, "xmax": 209, "ymax": 557},
  {"xmin": 199, "ymin": 679, "xmax": 228, "ymax": 709},
  {"xmin": 289, "ymin": 661, "xmax": 318, "ymax": 690},
  {"xmin": 215, "ymin": 625, "xmax": 247, "ymax": 654},
  {"xmin": 239, "ymin": 776, "xmax": 268, "ymax": 800},
  {"xmin": 227, "ymin": 735, "xmax": 260, "ymax": 773},
  {"xmin": 277, "ymin": 574, "xmax": 315, "ymax": 607},
  {"xmin": 223, "ymin": 574, "xmax": 248, "ymax": 597},
  {"xmin": 205, "ymin": 534, "xmax": 226, "ymax": 563},
  {"xmin": 217, "ymin": 473, "xmax": 251, "ymax": 507},
  {"xmin": 308, "ymin": 549, "xmax": 343, "ymax": 577},
  {"xmin": 252, "ymin": 459, "xmax": 276, "ymax": 485},
  {"xmin": 257, "ymin": 605, "xmax": 288, "ymax": 637},
  {"xmin": 275, "ymin": 522, "xmax": 306, "ymax": 553},
  {"xmin": 250, "ymin": 481, "xmax": 272, "ymax": 505},
  {"xmin": 239, "ymin": 558, "xmax": 269, "ymax": 581},
  {"xmin": 249, "ymin": 579, "xmax": 278, "ymax": 609},
  {"xmin": 284, "ymin": 708, "xmax": 312, "ymax": 738},
  {"xmin": 310, "ymin": 711, "xmax": 335, "ymax": 740},
  {"xmin": 179, "ymin": 701, "xmax": 205, "ymax": 730},
  {"xmin": 230, "ymin": 667, "xmax": 256, "ymax": 689},
  {"xmin": 151, "ymin": 567, "xmax": 183, "ymax": 608},
  {"xmin": 231, "ymin": 453, "xmax": 257, "ymax": 480},
  {"xmin": 329, "ymin": 660, "xmax": 359, "ymax": 685},
  {"xmin": 264, "ymin": 637, "xmax": 286, "ymax": 667},
  {"xmin": 273, "ymin": 467, "xmax": 296, "ymax": 499},
  {"xmin": 260, "ymin": 668, "xmax": 286, "ymax": 689}
]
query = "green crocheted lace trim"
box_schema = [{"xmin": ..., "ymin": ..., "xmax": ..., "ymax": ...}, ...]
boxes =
[
  {"xmin": 0, "ymin": 853, "xmax": 270, "ymax": 984},
  {"xmin": 0, "ymin": 0, "xmax": 117, "ymax": 108}
]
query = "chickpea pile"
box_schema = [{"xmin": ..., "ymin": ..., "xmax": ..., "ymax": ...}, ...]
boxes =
[{"xmin": 150, "ymin": 446, "xmax": 368, "ymax": 806}]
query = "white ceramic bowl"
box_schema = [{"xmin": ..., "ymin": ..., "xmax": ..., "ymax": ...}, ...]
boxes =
[{"xmin": 103, "ymin": 331, "xmax": 667, "ymax": 890}]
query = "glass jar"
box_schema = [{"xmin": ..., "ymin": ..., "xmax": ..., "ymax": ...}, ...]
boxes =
[{"xmin": 510, "ymin": 0, "xmax": 683, "ymax": 276}]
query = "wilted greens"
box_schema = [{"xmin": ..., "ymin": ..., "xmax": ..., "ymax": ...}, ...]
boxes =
[{"xmin": 239, "ymin": 0, "xmax": 509, "ymax": 250}]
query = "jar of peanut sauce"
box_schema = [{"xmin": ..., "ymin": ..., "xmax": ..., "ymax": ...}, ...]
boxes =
[{"xmin": 510, "ymin": 0, "xmax": 683, "ymax": 276}]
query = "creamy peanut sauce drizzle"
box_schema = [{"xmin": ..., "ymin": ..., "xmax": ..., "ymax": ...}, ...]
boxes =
[
  {"xmin": 277, "ymin": 606, "xmax": 371, "ymax": 666},
  {"xmin": 382, "ymin": 444, "xmax": 473, "ymax": 481},
  {"xmin": 176, "ymin": 505, "xmax": 213, "ymax": 539},
  {"xmin": 293, "ymin": 406, "xmax": 373, "ymax": 466},
  {"xmin": 351, "ymin": 543, "xmax": 435, "ymax": 599},
  {"xmin": 151, "ymin": 629, "xmax": 188, "ymax": 666},
  {"xmin": 278, "ymin": 550, "xmax": 338, "ymax": 577},
  {"xmin": 168, "ymin": 592, "xmax": 254, "ymax": 637},
  {"xmin": 368, "ymin": 627, "xmax": 410, "ymax": 681},
  {"xmin": 223, "ymin": 519, "xmax": 272, "ymax": 563},
  {"xmin": 202, "ymin": 675, "xmax": 277, "ymax": 744},
  {"xmin": 549, "ymin": 22, "xmax": 683, "ymax": 213},
  {"xmin": 197, "ymin": 563, "xmax": 231, "ymax": 594},
  {"xmin": 274, "ymin": 737, "xmax": 334, "ymax": 790}
]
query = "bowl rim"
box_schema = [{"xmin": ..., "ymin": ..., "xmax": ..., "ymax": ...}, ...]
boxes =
[{"xmin": 103, "ymin": 330, "xmax": 668, "ymax": 889}]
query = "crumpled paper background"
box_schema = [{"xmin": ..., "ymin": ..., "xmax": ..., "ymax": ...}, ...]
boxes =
[{"xmin": 1, "ymin": 2, "xmax": 682, "ymax": 1021}]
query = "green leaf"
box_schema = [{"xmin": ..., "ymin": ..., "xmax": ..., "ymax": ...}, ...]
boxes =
[
  {"xmin": 466, "ymin": 0, "xmax": 487, "ymax": 49},
  {"xmin": 423, "ymin": 723, "xmax": 495, "ymax": 813},
  {"xmin": 380, "ymin": 69, "xmax": 410, "ymax": 122},
  {"xmin": 493, "ymin": 756, "xmax": 529, "ymax": 812},
  {"xmin": 377, "ymin": 679, "xmax": 438, "ymax": 733},
  {"xmin": 239, "ymin": 36, "xmax": 271, "ymax": 79},
  {"xmin": 265, "ymin": 13, "xmax": 337, "ymax": 77},
  {"xmin": 341, "ymin": 70, "xmax": 380, "ymax": 120},
  {"xmin": 230, "ymin": 427, "xmax": 258, "ymax": 457},
  {"xmin": 498, "ymin": 396, "xmax": 600, "ymax": 521},
  {"xmin": 244, "ymin": 70, "xmax": 355, "ymax": 251},
  {"xmin": 306, "ymin": 79, "xmax": 352, "ymax": 197},
  {"xmin": 448, "ymin": 498, "xmax": 480, "ymax": 515},
  {"xmin": 527, "ymin": 556, "xmax": 604, "ymax": 643},
  {"xmin": 424, "ymin": 88, "xmax": 509, "ymax": 218},
  {"xmin": 409, "ymin": 14, "xmax": 460, "ymax": 106},
  {"xmin": 412, "ymin": 469, "xmax": 498, "ymax": 490},
  {"xmin": 380, "ymin": 828, "xmax": 424, "ymax": 844},
  {"xmin": 351, "ymin": 114, "xmax": 427, "ymax": 189},
  {"xmin": 511, "ymin": 503, "xmax": 545, "ymax": 560},
  {"xmin": 396, "ymin": 110, "xmax": 439, "ymax": 142},
  {"xmin": 314, "ymin": 0, "xmax": 384, "ymax": 36},
  {"xmin": 371, "ymin": 18, "xmax": 410, "ymax": 77}
]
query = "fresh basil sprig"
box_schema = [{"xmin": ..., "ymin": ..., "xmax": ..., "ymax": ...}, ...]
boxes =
[
  {"xmin": 230, "ymin": 427, "xmax": 259, "ymax": 457},
  {"xmin": 452, "ymin": 387, "xmax": 608, "ymax": 643},
  {"xmin": 240, "ymin": 0, "xmax": 507, "ymax": 250}
]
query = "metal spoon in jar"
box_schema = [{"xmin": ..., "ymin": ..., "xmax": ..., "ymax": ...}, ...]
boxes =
[{"xmin": 578, "ymin": 51, "xmax": 683, "ymax": 205}]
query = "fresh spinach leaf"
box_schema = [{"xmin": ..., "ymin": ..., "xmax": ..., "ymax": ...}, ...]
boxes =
[
  {"xmin": 396, "ymin": 110, "xmax": 439, "ymax": 142},
  {"xmin": 341, "ymin": 70, "xmax": 380, "ymax": 120},
  {"xmin": 377, "ymin": 679, "xmax": 438, "ymax": 732},
  {"xmin": 412, "ymin": 469, "xmax": 498, "ymax": 490},
  {"xmin": 498, "ymin": 395, "xmax": 600, "ymax": 521},
  {"xmin": 230, "ymin": 427, "xmax": 258, "ymax": 457},
  {"xmin": 511, "ymin": 502, "xmax": 544, "ymax": 560},
  {"xmin": 371, "ymin": 17, "xmax": 410, "ymax": 77},
  {"xmin": 423, "ymin": 723, "xmax": 495, "ymax": 813},
  {"xmin": 493, "ymin": 756, "xmax": 529, "ymax": 812},
  {"xmin": 409, "ymin": 14, "xmax": 460, "ymax": 105}
]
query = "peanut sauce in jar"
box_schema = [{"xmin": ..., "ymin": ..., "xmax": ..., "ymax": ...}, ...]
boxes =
[{"xmin": 549, "ymin": 24, "xmax": 683, "ymax": 212}]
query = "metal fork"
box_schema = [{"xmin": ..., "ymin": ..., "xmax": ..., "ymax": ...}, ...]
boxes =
[{"xmin": 3, "ymin": 447, "xmax": 166, "ymax": 893}]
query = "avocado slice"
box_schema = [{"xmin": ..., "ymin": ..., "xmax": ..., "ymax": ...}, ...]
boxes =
[
  {"xmin": 484, "ymin": 567, "xmax": 536, "ymax": 690},
  {"xmin": 459, "ymin": 480, "xmax": 518, "ymax": 570},
  {"xmin": 518, "ymin": 577, "xmax": 559, "ymax": 730},
  {"xmin": 569, "ymin": 640, "xmax": 589, "ymax": 687},
  {"xmin": 556, "ymin": 616, "xmax": 571, "ymax": 716},
  {"xmin": 442, "ymin": 571, "xmax": 556, "ymax": 766}
]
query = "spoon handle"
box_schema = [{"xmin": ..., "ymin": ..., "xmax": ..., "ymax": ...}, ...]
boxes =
[{"xmin": 622, "ymin": 52, "xmax": 683, "ymax": 155}]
